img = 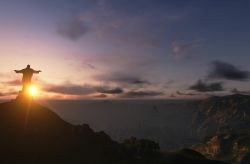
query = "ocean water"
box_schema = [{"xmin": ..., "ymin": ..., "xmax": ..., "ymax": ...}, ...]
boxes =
[{"xmin": 43, "ymin": 99, "xmax": 196, "ymax": 150}]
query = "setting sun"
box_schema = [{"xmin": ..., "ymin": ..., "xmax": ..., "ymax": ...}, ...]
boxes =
[{"xmin": 28, "ymin": 85, "xmax": 38, "ymax": 96}]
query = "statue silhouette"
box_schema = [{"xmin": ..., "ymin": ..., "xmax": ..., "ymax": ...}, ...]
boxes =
[{"xmin": 14, "ymin": 65, "xmax": 41, "ymax": 92}]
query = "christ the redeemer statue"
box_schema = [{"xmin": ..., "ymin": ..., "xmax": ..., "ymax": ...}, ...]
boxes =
[{"xmin": 14, "ymin": 65, "xmax": 41, "ymax": 92}]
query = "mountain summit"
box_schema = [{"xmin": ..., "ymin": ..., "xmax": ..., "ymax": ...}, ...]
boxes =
[{"xmin": 0, "ymin": 98, "xmax": 127, "ymax": 164}]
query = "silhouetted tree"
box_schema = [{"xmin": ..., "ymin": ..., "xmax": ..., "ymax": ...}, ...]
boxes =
[{"xmin": 123, "ymin": 137, "xmax": 160, "ymax": 158}]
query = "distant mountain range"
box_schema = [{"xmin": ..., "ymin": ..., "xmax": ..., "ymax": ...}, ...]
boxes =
[
  {"xmin": 48, "ymin": 94, "xmax": 250, "ymax": 164},
  {"xmin": 0, "ymin": 96, "xmax": 228, "ymax": 164}
]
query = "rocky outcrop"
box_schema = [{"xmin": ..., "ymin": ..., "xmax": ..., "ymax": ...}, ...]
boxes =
[
  {"xmin": 190, "ymin": 94, "xmax": 250, "ymax": 139},
  {"xmin": 189, "ymin": 94, "xmax": 250, "ymax": 164},
  {"xmin": 192, "ymin": 130, "xmax": 250, "ymax": 164}
]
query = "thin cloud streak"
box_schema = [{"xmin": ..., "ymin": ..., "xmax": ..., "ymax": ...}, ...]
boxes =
[
  {"xmin": 45, "ymin": 84, "xmax": 95, "ymax": 95},
  {"xmin": 171, "ymin": 40, "xmax": 203, "ymax": 58},
  {"xmin": 94, "ymin": 72, "xmax": 150, "ymax": 85},
  {"xmin": 121, "ymin": 90, "xmax": 164, "ymax": 98}
]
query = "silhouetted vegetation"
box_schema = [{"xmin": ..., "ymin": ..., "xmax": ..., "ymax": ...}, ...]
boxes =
[{"xmin": 123, "ymin": 136, "xmax": 160, "ymax": 158}]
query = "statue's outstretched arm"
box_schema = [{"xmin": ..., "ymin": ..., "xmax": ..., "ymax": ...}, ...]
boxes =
[
  {"xmin": 14, "ymin": 69, "xmax": 24, "ymax": 73},
  {"xmin": 33, "ymin": 70, "xmax": 42, "ymax": 74}
]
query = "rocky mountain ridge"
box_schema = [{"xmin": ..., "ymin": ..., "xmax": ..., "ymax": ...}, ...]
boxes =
[{"xmin": 190, "ymin": 94, "xmax": 250, "ymax": 164}]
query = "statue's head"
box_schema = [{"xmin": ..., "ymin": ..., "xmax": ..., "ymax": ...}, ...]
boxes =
[{"xmin": 27, "ymin": 65, "xmax": 30, "ymax": 68}]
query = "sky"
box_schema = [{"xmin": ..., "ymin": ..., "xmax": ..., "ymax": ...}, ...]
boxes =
[{"xmin": 0, "ymin": 0, "xmax": 250, "ymax": 100}]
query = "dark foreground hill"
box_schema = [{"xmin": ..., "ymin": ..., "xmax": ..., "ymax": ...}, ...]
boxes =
[
  {"xmin": 0, "ymin": 97, "xmax": 227, "ymax": 164},
  {"xmin": 0, "ymin": 98, "xmax": 128, "ymax": 164}
]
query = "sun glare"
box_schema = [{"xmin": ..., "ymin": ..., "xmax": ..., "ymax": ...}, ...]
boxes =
[{"xmin": 28, "ymin": 85, "xmax": 38, "ymax": 96}]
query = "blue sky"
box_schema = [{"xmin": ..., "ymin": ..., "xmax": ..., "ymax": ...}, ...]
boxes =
[{"xmin": 0, "ymin": 0, "xmax": 250, "ymax": 99}]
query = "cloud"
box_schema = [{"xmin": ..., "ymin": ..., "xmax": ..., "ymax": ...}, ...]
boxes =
[
  {"xmin": 0, "ymin": 72, "xmax": 12, "ymax": 79},
  {"xmin": 166, "ymin": 80, "xmax": 175, "ymax": 85},
  {"xmin": 175, "ymin": 91, "xmax": 198, "ymax": 96},
  {"xmin": 93, "ymin": 94, "xmax": 108, "ymax": 98},
  {"xmin": 121, "ymin": 90, "xmax": 164, "ymax": 98},
  {"xmin": 161, "ymin": 80, "xmax": 175, "ymax": 88},
  {"xmin": 57, "ymin": 15, "xmax": 88, "ymax": 41},
  {"xmin": 208, "ymin": 60, "xmax": 250, "ymax": 81},
  {"xmin": 230, "ymin": 88, "xmax": 250, "ymax": 95},
  {"xmin": 81, "ymin": 1, "xmax": 184, "ymax": 48},
  {"xmin": 0, "ymin": 91, "xmax": 18, "ymax": 97},
  {"xmin": 45, "ymin": 84, "xmax": 95, "ymax": 95},
  {"xmin": 171, "ymin": 40, "xmax": 202, "ymax": 58},
  {"xmin": 170, "ymin": 93, "xmax": 176, "ymax": 98},
  {"xmin": 82, "ymin": 62, "xmax": 96, "ymax": 70},
  {"xmin": 44, "ymin": 83, "xmax": 123, "ymax": 96},
  {"xmin": 189, "ymin": 80, "xmax": 224, "ymax": 92},
  {"xmin": 3, "ymin": 79, "xmax": 21, "ymax": 85},
  {"xmin": 96, "ymin": 86, "xmax": 123, "ymax": 94},
  {"xmin": 94, "ymin": 72, "xmax": 150, "ymax": 85}
]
